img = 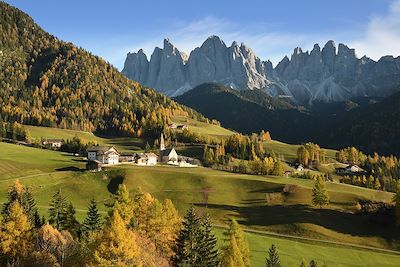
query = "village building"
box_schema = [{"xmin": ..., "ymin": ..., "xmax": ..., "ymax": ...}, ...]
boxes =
[
  {"xmin": 42, "ymin": 139, "xmax": 63, "ymax": 149},
  {"xmin": 134, "ymin": 152, "xmax": 158, "ymax": 166},
  {"xmin": 168, "ymin": 123, "xmax": 188, "ymax": 130},
  {"xmin": 86, "ymin": 160, "xmax": 102, "ymax": 172},
  {"xmin": 87, "ymin": 146, "xmax": 120, "ymax": 165},
  {"xmin": 159, "ymin": 133, "xmax": 179, "ymax": 163},
  {"xmin": 294, "ymin": 163, "xmax": 304, "ymax": 172}
]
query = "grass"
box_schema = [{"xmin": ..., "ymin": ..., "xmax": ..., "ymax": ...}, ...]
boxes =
[
  {"xmin": 171, "ymin": 115, "xmax": 235, "ymax": 138},
  {"xmin": 1, "ymin": 142, "xmax": 399, "ymax": 265},
  {"xmin": 214, "ymin": 229, "xmax": 400, "ymax": 267},
  {"xmin": 25, "ymin": 125, "xmax": 145, "ymax": 152}
]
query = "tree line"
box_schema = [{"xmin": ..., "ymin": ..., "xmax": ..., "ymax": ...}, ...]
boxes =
[{"xmin": 336, "ymin": 147, "xmax": 400, "ymax": 192}]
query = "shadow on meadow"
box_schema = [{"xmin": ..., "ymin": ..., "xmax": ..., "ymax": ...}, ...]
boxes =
[{"xmin": 196, "ymin": 201, "xmax": 400, "ymax": 248}]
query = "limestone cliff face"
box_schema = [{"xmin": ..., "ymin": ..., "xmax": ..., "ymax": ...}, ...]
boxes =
[{"xmin": 122, "ymin": 36, "xmax": 400, "ymax": 104}]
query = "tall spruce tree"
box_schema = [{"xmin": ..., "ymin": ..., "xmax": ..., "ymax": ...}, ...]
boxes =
[
  {"xmin": 83, "ymin": 198, "xmax": 103, "ymax": 233},
  {"xmin": 62, "ymin": 202, "xmax": 80, "ymax": 237},
  {"xmin": 312, "ymin": 177, "xmax": 329, "ymax": 208},
  {"xmin": 199, "ymin": 214, "xmax": 219, "ymax": 267},
  {"xmin": 172, "ymin": 206, "xmax": 204, "ymax": 266},
  {"xmin": 48, "ymin": 190, "xmax": 68, "ymax": 230},
  {"xmin": 265, "ymin": 244, "xmax": 281, "ymax": 267}
]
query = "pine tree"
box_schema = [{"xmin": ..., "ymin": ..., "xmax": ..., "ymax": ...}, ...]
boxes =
[
  {"xmin": 0, "ymin": 202, "xmax": 33, "ymax": 266},
  {"xmin": 199, "ymin": 214, "xmax": 219, "ymax": 267},
  {"xmin": 312, "ymin": 177, "xmax": 329, "ymax": 208},
  {"xmin": 220, "ymin": 234, "xmax": 246, "ymax": 267},
  {"xmin": 221, "ymin": 219, "xmax": 250, "ymax": 267},
  {"xmin": 172, "ymin": 206, "xmax": 204, "ymax": 266},
  {"xmin": 48, "ymin": 190, "xmax": 68, "ymax": 230},
  {"xmin": 265, "ymin": 244, "xmax": 281, "ymax": 267},
  {"xmin": 83, "ymin": 198, "xmax": 103, "ymax": 233},
  {"xmin": 309, "ymin": 260, "xmax": 318, "ymax": 267},
  {"xmin": 2, "ymin": 180, "xmax": 41, "ymax": 228},
  {"xmin": 62, "ymin": 202, "xmax": 80, "ymax": 237},
  {"xmin": 109, "ymin": 184, "xmax": 134, "ymax": 225},
  {"xmin": 92, "ymin": 210, "xmax": 141, "ymax": 266}
]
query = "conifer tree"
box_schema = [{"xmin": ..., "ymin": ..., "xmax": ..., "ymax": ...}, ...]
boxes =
[
  {"xmin": 172, "ymin": 206, "xmax": 204, "ymax": 266},
  {"xmin": 199, "ymin": 214, "xmax": 219, "ymax": 267},
  {"xmin": 221, "ymin": 219, "xmax": 250, "ymax": 267},
  {"xmin": 312, "ymin": 177, "xmax": 329, "ymax": 208},
  {"xmin": 62, "ymin": 202, "xmax": 80, "ymax": 237},
  {"xmin": 0, "ymin": 202, "xmax": 33, "ymax": 266},
  {"xmin": 92, "ymin": 210, "xmax": 141, "ymax": 266},
  {"xmin": 110, "ymin": 184, "xmax": 134, "ymax": 225},
  {"xmin": 220, "ymin": 234, "xmax": 246, "ymax": 267},
  {"xmin": 265, "ymin": 244, "xmax": 281, "ymax": 267},
  {"xmin": 83, "ymin": 198, "xmax": 103, "ymax": 233},
  {"xmin": 309, "ymin": 260, "xmax": 318, "ymax": 267},
  {"xmin": 48, "ymin": 190, "xmax": 68, "ymax": 230},
  {"xmin": 2, "ymin": 180, "xmax": 41, "ymax": 228}
]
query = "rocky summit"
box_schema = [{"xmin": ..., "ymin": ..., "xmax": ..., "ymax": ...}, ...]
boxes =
[{"xmin": 122, "ymin": 35, "xmax": 400, "ymax": 105}]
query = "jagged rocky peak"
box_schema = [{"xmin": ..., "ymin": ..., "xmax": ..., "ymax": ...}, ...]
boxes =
[{"xmin": 122, "ymin": 35, "xmax": 400, "ymax": 104}]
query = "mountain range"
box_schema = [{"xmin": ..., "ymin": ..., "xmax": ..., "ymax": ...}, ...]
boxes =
[{"xmin": 122, "ymin": 36, "xmax": 400, "ymax": 105}]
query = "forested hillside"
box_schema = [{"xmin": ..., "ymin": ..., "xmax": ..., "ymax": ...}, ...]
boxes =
[
  {"xmin": 0, "ymin": 2, "xmax": 204, "ymax": 138},
  {"xmin": 319, "ymin": 91, "xmax": 400, "ymax": 155}
]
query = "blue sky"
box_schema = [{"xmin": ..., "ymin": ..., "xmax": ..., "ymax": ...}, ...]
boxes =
[{"xmin": 5, "ymin": 0, "xmax": 400, "ymax": 69}]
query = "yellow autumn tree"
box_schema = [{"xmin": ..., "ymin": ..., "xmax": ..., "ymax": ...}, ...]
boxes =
[
  {"xmin": 220, "ymin": 234, "xmax": 246, "ymax": 267},
  {"xmin": 34, "ymin": 223, "xmax": 76, "ymax": 266},
  {"xmin": 0, "ymin": 201, "xmax": 33, "ymax": 266},
  {"xmin": 92, "ymin": 210, "xmax": 142, "ymax": 266}
]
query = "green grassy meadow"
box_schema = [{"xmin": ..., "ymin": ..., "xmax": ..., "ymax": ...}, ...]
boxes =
[
  {"xmin": 1, "ymin": 138, "xmax": 399, "ymax": 266},
  {"xmin": 217, "ymin": 230, "xmax": 400, "ymax": 267},
  {"xmin": 171, "ymin": 115, "xmax": 235, "ymax": 138}
]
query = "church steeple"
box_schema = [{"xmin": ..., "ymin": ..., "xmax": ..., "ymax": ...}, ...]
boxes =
[{"xmin": 160, "ymin": 133, "xmax": 165, "ymax": 151}]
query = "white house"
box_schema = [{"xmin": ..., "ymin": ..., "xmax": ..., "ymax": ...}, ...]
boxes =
[
  {"xmin": 87, "ymin": 146, "xmax": 120, "ymax": 165},
  {"xmin": 134, "ymin": 153, "xmax": 158, "ymax": 166},
  {"xmin": 345, "ymin": 165, "xmax": 363, "ymax": 173},
  {"xmin": 42, "ymin": 139, "xmax": 63, "ymax": 149}
]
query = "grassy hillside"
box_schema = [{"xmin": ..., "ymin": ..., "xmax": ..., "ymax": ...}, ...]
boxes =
[
  {"xmin": 25, "ymin": 125, "xmax": 145, "ymax": 152},
  {"xmin": 171, "ymin": 115, "xmax": 235, "ymax": 138},
  {"xmin": 0, "ymin": 142, "xmax": 397, "ymax": 251},
  {"xmin": 224, "ymin": 230, "xmax": 400, "ymax": 267}
]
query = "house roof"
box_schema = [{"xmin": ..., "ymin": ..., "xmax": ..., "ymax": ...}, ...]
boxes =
[
  {"xmin": 135, "ymin": 152, "xmax": 157, "ymax": 159},
  {"xmin": 161, "ymin": 148, "xmax": 176, "ymax": 156},
  {"xmin": 87, "ymin": 146, "xmax": 119, "ymax": 155}
]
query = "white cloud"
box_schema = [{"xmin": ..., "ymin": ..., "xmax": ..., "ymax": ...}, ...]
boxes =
[{"xmin": 350, "ymin": 0, "xmax": 400, "ymax": 60}]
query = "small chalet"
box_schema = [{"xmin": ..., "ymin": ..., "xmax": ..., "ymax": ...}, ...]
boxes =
[
  {"xmin": 134, "ymin": 153, "xmax": 158, "ymax": 166},
  {"xmin": 42, "ymin": 139, "xmax": 63, "ymax": 149},
  {"xmin": 87, "ymin": 146, "xmax": 120, "ymax": 165}
]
